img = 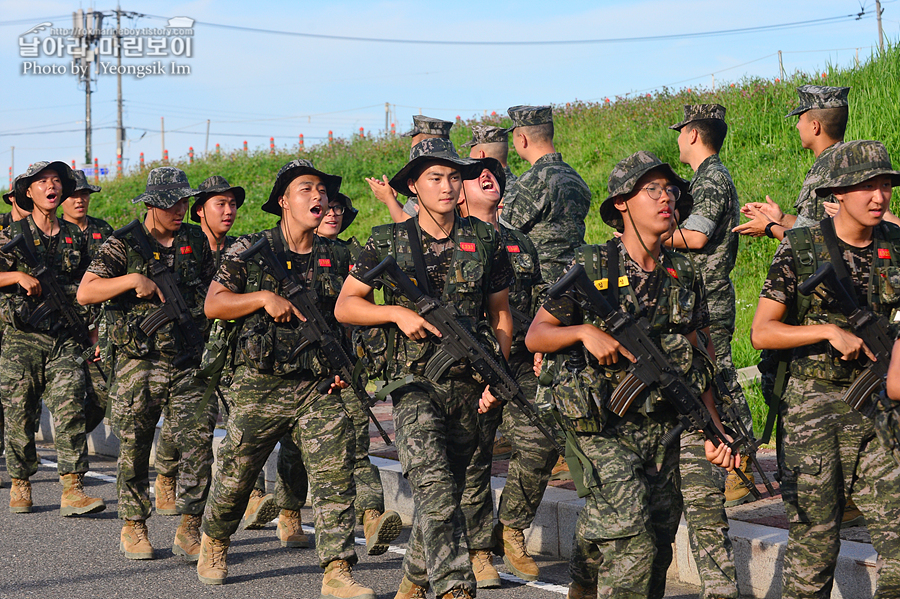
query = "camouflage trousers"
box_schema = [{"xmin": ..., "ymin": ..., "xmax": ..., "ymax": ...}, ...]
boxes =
[
  {"xmin": 0, "ymin": 329, "xmax": 89, "ymax": 479},
  {"xmin": 567, "ymin": 409, "xmax": 682, "ymax": 599},
  {"xmin": 393, "ymin": 375, "xmax": 481, "ymax": 597},
  {"xmin": 111, "ymin": 354, "xmax": 214, "ymax": 519},
  {"xmin": 709, "ymin": 320, "xmax": 753, "ymax": 432},
  {"xmin": 201, "ymin": 365, "xmax": 357, "ymax": 569},
  {"xmin": 461, "ymin": 352, "xmax": 560, "ymax": 549},
  {"xmin": 83, "ymin": 361, "xmax": 110, "ymax": 435},
  {"xmin": 680, "ymin": 430, "xmax": 738, "ymax": 599},
  {"xmin": 781, "ymin": 376, "xmax": 900, "ymax": 599}
]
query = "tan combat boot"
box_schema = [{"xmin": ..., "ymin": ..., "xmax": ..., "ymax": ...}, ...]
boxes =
[
  {"xmin": 550, "ymin": 456, "xmax": 572, "ymax": 481},
  {"xmin": 441, "ymin": 589, "xmax": 474, "ymax": 598},
  {"xmin": 240, "ymin": 488, "xmax": 279, "ymax": 530},
  {"xmin": 496, "ymin": 524, "xmax": 539, "ymax": 581},
  {"xmin": 394, "ymin": 575, "xmax": 427, "ymax": 599},
  {"xmin": 363, "ymin": 508, "xmax": 402, "ymax": 556},
  {"xmin": 567, "ymin": 581, "xmax": 598, "ymax": 599},
  {"xmin": 723, "ymin": 456, "xmax": 756, "ymax": 507},
  {"xmin": 173, "ymin": 514, "xmax": 202, "ymax": 561},
  {"xmin": 60, "ymin": 473, "xmax": 105, "ymax": 517},
  {"xmin": 469, "ymin": 549, "xmax": 501, "ymax": 588},
  {"xmin": 197, "ymin": 533, "xmax": 230, "ymax": 585},
  {"xmin": 277, "ymin": 509, "xmax": 311, "ymax": 548},
  {"xmin": 120, "ymin": 519, "xmax": 154, "ymax": 560},
  {"xmin": 154, "ymin": 474, "xmax": 177, "ymax": 515},
  {"xmin": 842, "ymin": 498, "xmax": 867, "ymax": 528},
  {"xmin": 320, "ymin": 559, "xmax": 375, "ymax": 599},
  {"xmin": 9, "ymin": 478, "xmax": 33, "ymax": 513}
]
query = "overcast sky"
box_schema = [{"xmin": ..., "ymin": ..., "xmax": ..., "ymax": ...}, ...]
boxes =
[{"xmin": 0, "ymin": 0, "xmax": 894, "ymax": 183}]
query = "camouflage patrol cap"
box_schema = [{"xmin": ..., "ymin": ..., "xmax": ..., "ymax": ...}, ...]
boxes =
[
  {"xmin": 786, "ymin": 85, "xmax": 850, "ymax": 118},
  {"xmin": 600, "ymin": 151, "xmax": 693, "ymax": 232},
  {"xmin": 814, "ymin": 140, "xmax": 900, "ymax": 197},
  {"xmin": 333, "ymin": 193, "xmax": 358, "ymax": 233},
  {"xmin": 14, "ymin": 161, "xmax": 76, "ymax": 212},
  {"xmin": 132, "ymin": 167, "xmax": 198, "ymax": 209},
  {"xmin": 190, "ymin": 175, "xmax": 245, "ymax": 222},
  {"xmin": 669, "ymin": 104, "xmax": 726, "ymax": 130},
  {"xmin": 389, "ymin": 138, "xmax": 481, "ymax": 197},
  {"xmin": 263, "ymin": 159, "xmax": 342, "ymax": 216},
  {"xmin": 504, "ymin": 105, "xmax": 552, "ymax": 133},
  {"xmin": 71, "ymin": 169, "xmax": 101, "ymax": 194},
  {"xmin": 401, "ymin": 115, "xmax": 453, "ymax": 139},
  {"xmin": 460, "ymin": 125, "xmax": 509, "ymax": 148}
]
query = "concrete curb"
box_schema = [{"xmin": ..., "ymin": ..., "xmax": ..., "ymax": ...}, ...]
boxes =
[{"xmin": 41, "ymin": 415, "xmax": 877, "ymax": 599}]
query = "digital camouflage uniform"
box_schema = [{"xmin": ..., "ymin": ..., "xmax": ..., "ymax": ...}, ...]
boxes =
[
  {"xmin": 0, "ymin": 208, "xmax": 13, "ymax": 457},
  {"xmin": 81, "ymin": 215, "xmax": 115, "ymax": 433},
  {"xmin": 352, "ymin": 212, "xmax": 513, "ymax": 597},
  {"xmin": 759, "ymin": 141, "xmax": 900, "ymax": 599},
  {"xmin": 201, "ymin": 227, "xmax": 359, "ymax": 569}
]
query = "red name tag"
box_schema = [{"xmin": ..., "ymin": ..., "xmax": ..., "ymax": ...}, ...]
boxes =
[
  {"xmin": 879, "ymin": 248, "xmax": 891, "ymax": 259},
  {"xmin": 180, "ymin": 246, "xmax": 192, "ymax": 255},
  {"xmin": 92, "ymin": 232, "xmax": 102, "ymax": 239},
  {"xmin": 319, "ymin": 258, "xmax": 332, "ymax": 267},
  {"xmin": 666, "ymin": 267, "xmax": 678, "ymax": 279},
  {"xmin": 506, "ymin": 245, "xmax": 520, "ymax": 253},
  {"xmin": 459, "ymin": 242, "xmax": 477, "ymax": 252},
  {"xmin": 64, "ymin": 237, "xmax": 73, "ymax": 244}
]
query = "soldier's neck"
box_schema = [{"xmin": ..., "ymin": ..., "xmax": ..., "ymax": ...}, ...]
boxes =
[
  {"xmin": 833, "ymin": 211, "xmax": 874, "ymax": 248},
  {"xmin": 280, "ymin": 222, "xmax": 315, "ymax": 254},
  {"xmin": 31, "ymin": 207, "xmax": 59, "ymax": 237},
  {"xmin": 620, "ymin": 230, "xmax": 662, "ymax": 272},
  {"xmin": 463, "ymin": 203, "xmax": 500, "ymax": 231},
  {"xmin": 63, "ymin": 214, "xmax": 88, "ymax": 231},
  {"xmin": 417, "ymin": 209, "xmax": 456, "ymax": 239},
  {"xmin": 811, "ymin": 136, "xmax": 841, "ymax": 159},
  {"xmin": 143, "ymin": 214, "xmax": 176, "ymax": 247}
]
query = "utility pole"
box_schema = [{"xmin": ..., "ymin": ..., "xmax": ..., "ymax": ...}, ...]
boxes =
[
  {"xmin": 876, "ymin": 0, "xmax": 885, "ymax": 52},
  {"xmin": 115, "ymin": 6, "xmax": 125, "ymax": 176},
  {"xmin": 73, "ymin": 10, "xmax": 102, "ymax": 167},
  {"xmin": 205, "ymin": 119, "xmax": 210, "ymax": 155},
  {"xmin": 778, "ymin": 50, "xmax": 785, "ymax": 80},
  {"xmin": 385, "ymin": 102, "xmax": 389, "ymax": 134},
  {"xmin": 161, "ymin": 117, "xmax": 165, "ymax": 160}
]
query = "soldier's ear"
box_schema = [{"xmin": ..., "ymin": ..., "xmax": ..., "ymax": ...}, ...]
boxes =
[{"xmin": 407, "ymin": 179, "xmax": 417, "ymax": 196}]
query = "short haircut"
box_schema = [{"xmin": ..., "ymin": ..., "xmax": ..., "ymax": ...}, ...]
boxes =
[
  {"xmin": 805, "ymin": 106, "xmax": 849, "ymax": 140},
  {"xmin": 522, "ymin": 122, "xmax": 554, "ymax": 144},
  {"xmin": 411, "ymin": 132, "xmax": 447, "ymax": 146},
  {"xmin": 473, "ymin": 141, "xmax": 509, "ymax": 162},
  {"xmin": 688, "ymin": 119, "xmax": 728, "ymax": 153}
]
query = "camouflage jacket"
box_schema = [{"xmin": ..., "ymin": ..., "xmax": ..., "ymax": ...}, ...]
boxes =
[
  {"xmin": 794, "ymin": 142, "xmax": 843, "ymax": 228},
  {"xmin": 500, "ymin": 224, "xmax": 541, "ymax": 355}
]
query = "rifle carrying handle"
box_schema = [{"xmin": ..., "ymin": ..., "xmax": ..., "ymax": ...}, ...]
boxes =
[{"xmin": 548, "ymin": 265, "xmax": 584, "ymax": 300}]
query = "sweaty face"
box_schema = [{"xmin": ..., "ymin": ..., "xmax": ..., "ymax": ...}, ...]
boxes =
[
  {"xmin": 408, "ymin": 164, "xmax": 462, "ymax": 216},
  {"xmin": 317, "ymin": 201, "xmax": 344, "ymax": 240},
  {"xmin": 616, "ymin": 172, "xmax": 676, "ymax": 238},
  {"xmin": 26, "ymin": 168, "xmax": 64, "ymax": 211},
  {"xmin": 62, "ymin": 190, "xmax": 91, "ymax": 221},
  {"xmin": 281, "ymin": 174, "xmax": 327, "ymax": 231},
  {"xmin": 833, "ymin": 174, "xmax": 894, "ymax": 228},
  {"xmin": 198, "ymin": 191, "xmax": 237, "ymax": 238},
  {"xmin": 462, "ymin": 168, "xmax": 501, "ymax": 209},
  {"xmin": 150, "ymin": 197, "xmax": 189, "ymax": 233}
]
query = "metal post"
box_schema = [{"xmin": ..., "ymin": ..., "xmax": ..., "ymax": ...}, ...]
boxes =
[
  {"xmin": 161, "ymin": 117, "xmax": 165, "ymax": 160},
  {"xmin": 116, "ymin": 6, "xmax": 124, "ymax": 169},
  {"xmin": 876, "ymin": 0, "xmax": 885, "ymax": 52},
  {"xmin": 778, "ymin": 50, "xmax": 785, "ymax": 80},
  {"xmin": 385, "ymin": 102, "xmax": 389, "ymax": 134},
  {"xmin": 205, "ymin": 119, "xmax": 210, "ymax": 155}
]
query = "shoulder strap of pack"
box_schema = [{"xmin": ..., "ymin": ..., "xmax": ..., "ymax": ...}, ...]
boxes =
[
  {"xmin": 404, "ymin": 218, "xmax": 432, "ymax": 297},
  {"xmin": 606, "ymin": 239, "xmax": 620, "ymax": 306},
  {"xmin": 466, "ymin": 216, "xmax": 495, "ymax": 296},
  {"xmin": 785, "ymin": 226, "xmax": 817, "ymax": 323}
]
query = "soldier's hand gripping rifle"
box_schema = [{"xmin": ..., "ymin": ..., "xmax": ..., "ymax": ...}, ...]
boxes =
[
  {"xmin": 2, "ymin": 232, "xmax": 107, "ymax": 382},
  {"xmin": 548, "ymin": 264, "xmax": 768, "ymax": 499},
  {"xmin": 239, "ymin": 238, "xmax": 391, "ymax": 445},
  {"xmin": 359, "ymin": 255, "xmax": 563, "ymax": 454},
  {"xmin": 112, "ymin": 220, "xmax": 205, "ymax": 369}
]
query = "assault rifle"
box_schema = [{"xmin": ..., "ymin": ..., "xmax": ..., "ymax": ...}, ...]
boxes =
[
  {"xmin": 549, "ymin": 264, "xmax": 768, "ymax": 499},
  {"xmin": 510, "ymin": 307, "xmax": 532, "ymax": 336},
  {"xmin": 239, "ymin": 238, "xmax": 391, "ymax": 445},
  {"xmin": 359, "ymin": 255, "xmax": 562, "ymax": 454},
  {"xmin": 113, "ymin": 220, "xmax": 205, "ymax": 369},
  {"xmin": 2, "ymin": 232, "xmax": 107, "ymax": 382}
]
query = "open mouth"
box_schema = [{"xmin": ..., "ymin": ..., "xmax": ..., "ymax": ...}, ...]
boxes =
[{"xmin": 310, "ymin": 205, "xmax": 322, "ymax": 216}]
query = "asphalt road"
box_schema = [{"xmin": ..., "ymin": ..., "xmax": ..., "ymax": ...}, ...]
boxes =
[{"xmin": 0, "ymin": 445, "xmax": 704, "ymax": 599}]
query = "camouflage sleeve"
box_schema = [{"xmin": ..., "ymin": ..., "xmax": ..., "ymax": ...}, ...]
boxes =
[
  {"xmin": 349, "ymin": 235, "xmax": 383, "ymax": 286},
  {"xmin": 681, "ymin": 173, "xmax": 726, "ymax": 238},
  {"xmin": 502, "ymin": 180, "xmax": 544, "ymax": 232},
  {"xmin": 212, "ymin": 235, "xmax": 252, "ymax": 293},
  {"xmin": 689, "ymin": 274, "xmax": 710, "ymax": 333},
  {"xmin": 402, "ymin": 197, "xmax": 419, "ymax": 217},
  {"xmin": 0, "ymin": 225, "xmax": 16, "ymax": 272},
  {"xmin": 87, "ymin": 236, "xmax": 129, "ymax": 278},
  {"xmin": 487, "ymin": 246, "xmax": 514, "ymax": 294},
  {"xmin": 759, "ymin": 236, "xmax": 796, "ymax": 306}
]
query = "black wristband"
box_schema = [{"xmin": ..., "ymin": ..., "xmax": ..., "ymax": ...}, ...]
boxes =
[{"xmin": 765, "ymin": 221, "xmax": 780, "ymax": 238}]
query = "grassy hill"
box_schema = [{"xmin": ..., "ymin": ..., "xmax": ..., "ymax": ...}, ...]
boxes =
[{"xmin": 11, "ymin": 44, "xmax": 900, "ymax": 433}]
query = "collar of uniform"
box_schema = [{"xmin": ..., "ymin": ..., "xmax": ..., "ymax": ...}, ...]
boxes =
[
  {"xmin": 691, "ymin": 153, "xmax": 721, "ymax": 183},
  {"xmin": 532, "ymin": 152, "xmax": 563, "ymax": 167}
]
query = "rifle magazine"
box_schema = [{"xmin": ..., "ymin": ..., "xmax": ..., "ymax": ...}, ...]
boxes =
[{"xmin": 607, "ymin": 372, "xmax": 646, "ymax": 417}]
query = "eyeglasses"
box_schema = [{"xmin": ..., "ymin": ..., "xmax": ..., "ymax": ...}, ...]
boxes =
[
  {"xmin": 325, "ymin": 205, "xmax": 345, "ymax": 216},
  {"xmin": 640, "ymin": 184, "xmax": 681, "ymax": 201}
]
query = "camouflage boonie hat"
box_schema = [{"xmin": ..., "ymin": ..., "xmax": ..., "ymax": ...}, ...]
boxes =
[
  {"xmin": 814, "ymin": 140, "xmax": 900, "ymax": 197},
  {"xmin": 14, "ymin": 161, "xmax": 76, "ymax": 212},
  {"xmin": 504, "ymin": 105, "xmax": 552, "ymax": 133},
  {"xmin": 133, "ymin": 167, "xmax": 198, "ymax": 209},
  {"xmin": 2, "ymin": 181, "xmax": 16, "ymax": 206},
  {"xmin": 71, "ymin": 169, "xmax": 101, "ymax": 194},
  {"xmin": 600, "ymin": 151, "xmax": 693, "ymax": 232},
  {"xmin": 332, "ymin": 193, "xmax": 358, "ymax": 233},
  {"xmin": 786, "ymin": 85, "xmax": 850, "ymax": 117},
  {"xmin": 669, "ymin": 104, "xmax": 726, "ymax": 130},
  {"xmin": 263, "ymin": 159, "xmax": 342, "ymax": 216},
  {"xmin": 461, "ymin": 125, "xmax": 509, "ymax": 148},
  {"xmin": 401, "ymin": 115, "xmax": 453, "ymax": 139},
  {"xmin": 190, "ymin": 175, "xmax": 246, "ymax": 222},
  {"xmin": 389, "ymin": 138, "xmax": 481, "ymax": 197}
]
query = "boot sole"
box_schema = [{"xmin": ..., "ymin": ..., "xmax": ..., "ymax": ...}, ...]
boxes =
[
  {"xmin": 198, "ymin": 573, "xmax": 226, "ymax": 585},
  {"xmin": 119, "ymin": 541, "xmax": 154, "ymax": 560},
  {"xmin": 240, "ymin": 496, "xmax": 280, "ymax": 530},
  {"xmin": 155, "ymin": 506, "xmax": 178, "ymax": 516},
  {"xmin": 841, "ymin": 515, "xmax": 867, "ymax": 529},
  {"xmin": 502, "ymin": 555, "xmax": 539, "ymax": 582},
  {"xmin": 173, "ymin": 543, "xmax": 200, "ymax": 562},
  {"xmin": 366, "ymin": 510, "xmax": 402, "ymax": 556},
  {"xmin": 319, "ymin": 590, "xmax": 375, "ymax": 599},
  {"xmin": 61, "ymin": 501, "xmax": 105, "ymax": 517},
  {"xmin": 476, "ymin": 576, "xmax": 502, "ymax": 589},
  {"xmin": 9, "ymin": 505, "xmax": 33, "ymax": 513},
  {"xmin": 280, "ymin": 536, "xmax": 312, "ymax": 548},
  {"xmin": 723, "ymin": 491, "xmax": 755, "ymax": 508}
]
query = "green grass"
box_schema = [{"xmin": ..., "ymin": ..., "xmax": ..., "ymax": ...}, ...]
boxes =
[{"xmin": 11, "ymin": 43, "xmax": 899, "ymax": 425}]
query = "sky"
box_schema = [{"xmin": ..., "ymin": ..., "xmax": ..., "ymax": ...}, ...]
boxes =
[{"xmin": 0, "ymin": 0, "xmax": 895, "ymax": 185}]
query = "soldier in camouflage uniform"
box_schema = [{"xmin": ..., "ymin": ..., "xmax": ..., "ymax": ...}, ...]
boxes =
[
  {"xmin": 0, "ymin": 161, "xmax": 105, "ymax": 517},
  {"xmin": 153, "ymin": 175, "xmax": 246, "ymax": 518},
  {"xmin": 367, "ymin": 115, "xmax": 454, "ymax": 223},
  {"xmin": 197, "ymin": 160, "xmax": 375, "ymax": 599},
  {"xmin": 77, "ymin": 167, "xmax": 215, "ymax": 561},
  {"xmin": 527, "ymin": 151, "xmax": 737, "ymax": 599},
  {"xmin": 336, "ymin": 138, "xmax": 514, "ymax": 599},
  {"xmin": 455, "ymin": 158, "xmax": 560, "ymax": 587},
  {"xmin": 667, "ymin": 104, "xmax": 743, "ymax": 599},
  {"xmin": 501, "ymin": 105, "xmax": 591, "ymax": 285},
  {"xmin": 751, "ymin": 140, "xmax": 900, "ymax": 599},
  {"xmin": 461, "ymin": 125, "xmax": 518, "ymax": 188}
]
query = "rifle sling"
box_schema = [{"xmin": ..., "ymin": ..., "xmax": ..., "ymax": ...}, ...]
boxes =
[
  {"xmin": 606, "ymin": 239, "xmax": 619, "ymax": 306},
  {"xmin": 404, "ymin": 219, "xmax": 433, "ymax": 298}
]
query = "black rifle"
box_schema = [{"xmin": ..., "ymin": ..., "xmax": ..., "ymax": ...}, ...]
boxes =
[
  {"xmin": 510, "ymin": 307, "xmax": 532, "ymax": 336},
  {"xmin": 359, "ymin": 255, "xmax": 562, "ymax": 454},
  {"xmin": 549, "ymin": 264, "xmax": 768, "ymax": 499},
  {"xmin": 112, "ymin": 220, "xmax": 205, "ymax": 369},
  {"xmin": 2, "ymin": 232, "xmax": 106, "ymax": 383},
  {"xmin": 239, "ymin": 238, "xmax": 391, "ymax": 445}
]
